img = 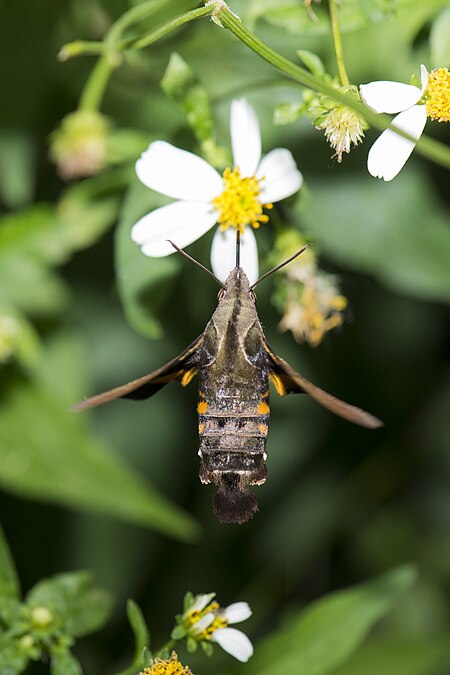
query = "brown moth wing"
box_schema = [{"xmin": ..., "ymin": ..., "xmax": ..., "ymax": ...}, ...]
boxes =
[
  {"xmin": 72, "ymin": 335, "xmax": 203, "ymax": 412},
  {"xmin": 264, "ymin": 340, "xmax": 383, "ymax": 429}
]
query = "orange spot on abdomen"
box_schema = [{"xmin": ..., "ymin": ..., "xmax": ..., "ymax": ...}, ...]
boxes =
[
  {"xmin": 258, "ymin": 401, "xmax": 270, "ymax": 415},
  {"xmin": 197, "ymin": 400, "xmax": 208, "ymax": 414}
]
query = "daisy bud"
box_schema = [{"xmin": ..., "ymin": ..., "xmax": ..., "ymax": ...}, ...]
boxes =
[{"xmin": 49, "ymin": 110, "xmax": 110, "ymax": 180}]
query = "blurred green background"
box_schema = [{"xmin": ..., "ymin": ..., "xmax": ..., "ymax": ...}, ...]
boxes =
[{"xmin": 0, "ymin": 1, "xmax": 449, "ymax": 673}]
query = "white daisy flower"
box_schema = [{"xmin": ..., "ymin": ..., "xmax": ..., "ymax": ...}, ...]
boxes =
[
  {"xmin": 131, "ymin": 99, "xmax": 303, "ymax": 285},
  {"xmin": 180, "ymin": 593, "xmax": 253, "ymax": 663},
  {"xmin": 359, "ymin": 65, "xmax": 450, "ymax": 180}
]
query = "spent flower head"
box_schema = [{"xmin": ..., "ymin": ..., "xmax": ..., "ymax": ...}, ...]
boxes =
[
  {"xmin": 173, "ymin": 592, "xmax": 253, "ymax": 663},
  {"xmin": 360, "ymin": 65, "xmax": 449, "ymax": 180},
  {"xmin": 131, "ymin": 99, "xmax": 303, "ymax": 285},
  {"xmin": 140, "ymin": 651, "xmax": 193, "ymax": 675},
  {"xmin": 272, "ymin": 230, "xmax": 347, "ymax": 347},
  {"xmin": 315, "ymin": 90, "xmax": 367, "ymax": 162}
]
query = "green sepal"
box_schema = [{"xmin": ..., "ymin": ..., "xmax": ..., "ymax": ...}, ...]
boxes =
[
  {"xmin": 171, "ymin": 625, "xmax": 186, "ymax": 640},
  {"xmin": 201, "ymin": 640, "xmax": 214, "ymax": 657},
  {"xmin": 186, "ymin": 637, "xmax": 198, "ymax": 653}
]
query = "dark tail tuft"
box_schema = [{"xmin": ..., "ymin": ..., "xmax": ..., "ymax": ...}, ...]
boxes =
[{"xmin": 213, "ymin": 486, "xmax": 258, "ymax": 524}]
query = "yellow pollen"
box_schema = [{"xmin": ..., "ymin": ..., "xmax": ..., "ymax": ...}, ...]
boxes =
[
  {"xmin": 212, "ymin": 167, "xmax": 272, "ymax": 234},
  {"xmin": 186, "ymin": 601, "xmax": 228, "ymax": 640},
  {"xmin": 198, "ymin": 421, "xmax": 205, "ymax": 434},
  {"xmin": 425, "ymin": 68, "xmax": 450, "ymax": 122},
  {"xmin": 142, "ymin": 651, "xmax": 192, "ymax": 675},
  {"xmin": 258, "ymin": 423, "xmax": 268, "ymax": 435}
]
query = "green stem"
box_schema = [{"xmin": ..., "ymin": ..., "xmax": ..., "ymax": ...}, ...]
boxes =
[
  {"xmin": 216, "ymin": 4, "xmax": 450, "ymax": 170},
  {"xmin": 79, "ymin": 56, "xmax": 115, "ymax": 111},
  {"xmin": 77, "ymin": 0, "xmax": 207, "ymax": 112},
  {"xmin": 125, "ymin": 5, "xmax": 213, "ymax": 50},
  {"xmin": 329, "ymin": 0, "xmax": 349, "ymax": 87}
]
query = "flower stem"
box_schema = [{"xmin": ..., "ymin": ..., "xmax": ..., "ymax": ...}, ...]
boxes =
[
  {"xmin": 125, "ymin": 5, "xmax": 213, "ymax": 50},
  {"xmin": 329, "ymin": 0, "xmax": 349, "ymax": 87},
  {"xmin": 216, "ymin": 3, "xmax": 450, "ymax": 170},
  {"xmin": 77, "ymin": 0, "xmax": 210, "ymax": 112}
]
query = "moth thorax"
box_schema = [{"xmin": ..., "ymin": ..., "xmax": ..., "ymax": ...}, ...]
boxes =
[{"xmin": 212, "ymin": 473, "xmax": 259, "ymax": 525}]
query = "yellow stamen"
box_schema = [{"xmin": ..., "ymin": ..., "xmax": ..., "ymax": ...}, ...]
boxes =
[
  {"xmin": 142, "ymin": 651, "xmax": 193, "ymax": 675},
  {"xmin": 425, "ymin": 68, "xmax": 450, "ymax": 122},
  {"xmin": 212, "ymin": 167, "xmax": 272, "ymax": 234},
  {"xmin": 186, "ymin": 601, "xmax": 228, "ymax": 641}
]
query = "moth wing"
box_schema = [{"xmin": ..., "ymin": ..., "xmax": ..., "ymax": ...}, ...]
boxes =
[
  {"xmin": 265, "ymin": 340, "xmax": 383, "ymax": 429},
  {"xmin": 72, "ymin": 334, "xmax": 203, "ymax": 412}
]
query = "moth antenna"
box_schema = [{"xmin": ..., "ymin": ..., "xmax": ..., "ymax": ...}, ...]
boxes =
[
  {"xmin": 167, "ymin": 240, "xmax": 224, "ymax": 287},
  {"xmin": 235, "ymin": 229, "xmax": 241, "ymax": 269},
  {"xmin": 250, "ymin": 244, "xmax": 311, "ymax": 289}
]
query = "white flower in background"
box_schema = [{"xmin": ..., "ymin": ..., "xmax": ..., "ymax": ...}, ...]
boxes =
[
  {"xmin": 179, "ymin": 592, "xmax": 253, "ymax": 662},
  {"xmin": 359, "ymin": 65, "xmax": 449, "ymax": 180},
  {"xmin": 131, "ymin": 99, "xmax": 303, "ymax": 285}
]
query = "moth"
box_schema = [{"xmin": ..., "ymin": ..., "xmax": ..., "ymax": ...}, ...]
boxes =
[{"xmin": 73, "ymin": 244, "xmax": 382, "ymax": 524}]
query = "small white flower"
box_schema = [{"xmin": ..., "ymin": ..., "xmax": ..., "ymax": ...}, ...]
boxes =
[
  {"xmin": 360, "ymin": 65, "xmax": 440, "ymax": 181},
  {"xmin": 181, "ymin": 593, "xmax": 253, "ymax": 662},
  {"xmin": 131, "ymin": 99, "xmax": 303, "ymax": 285}
]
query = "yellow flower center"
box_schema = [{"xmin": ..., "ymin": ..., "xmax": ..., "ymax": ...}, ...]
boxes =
[
  {"xmin": 212, "ymin": 167, "xmax": 272, "ymax": 234},
  {"xmin": 187, "ymin": 601, "xmax": 228, "ymax": 640},
  {"xmin": 425, "ymin": 67, "xmax": 450, "ymax": 122},
  {"xmin": 142, "ymin": 652, "xmax": 192, "ymax": 675}
]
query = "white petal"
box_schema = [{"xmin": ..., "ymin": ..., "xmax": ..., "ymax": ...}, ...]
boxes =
[
  {"xmin": 420, "ymin": 64, "xmax": 429, "ymax": 93},
  {"xmin": 223, "ymin": 602, "xmax": 252, "ymax": 624},
  {"xmin": 367, "ymin": 105, "xmax": 427, "ymax": 181},
  {"xmin": 257, "ymin": 148, "xmax": 303, "ymax": 203},
  {"xmin": 131, "ymin": 201, "xmax": 218, "ymax": 256},
  {"xmin": 190, "ymin": 612, "xmax": 215, "ymax": 636},
  {"xmin": 211, "ymin": 227, "xmax": 259, "ymax": 285},
  {"xmin": 231, "ymin": 99, "xmax": 262, "ymax": 177},
  {"xmin": 212, "ymin": 627, "xmax": 254, "ymax": 662},
  {"xmin": 359, "ymin": 81, "xmax": 422, "ymax": 114},
  {"xmin": 136, "ymin": 141, "xmax": 223, "ymax": 201},
  {"xmin": 189, "ymin": 593, "xmax": 216, "ymax": 614}
]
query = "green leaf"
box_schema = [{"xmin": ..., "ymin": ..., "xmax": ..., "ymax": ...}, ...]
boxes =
[
  {"xmin": 0, "ymin": 375, "xmax": 200, "ymax": 541},
  {"xmin": 273, "ymin": 101, "xmax": 310, "ymax": 126},
  {"xmin": 0, "ymin": 176, "xmax": 119, "ymax": 316},
  {"xmin": 142, "ymin": 647, "xmax": 153, "ymax": 668},
  {"xmin": 0, "ymin": 634, "xmax": 28, "ymax": 675},
  {"xmin": 161, "ymin": 53, "xmax": 229, "ymax": 169},
  {"xmin": 331, "ymin": 635, "xmax": 450, "ymax": 675},
  {"xmin": 239, "ymin": 566, "xmax": 417, "ymax": 675},
  {"xmin": 26, "ymin": 571, "xmax": 113, "ymax": 638},
  {"xmin": 0, "ymin": 523, "xmax": 20, "ymax": 602},
  {"xmin": 115, "ymin": 179, "xmax": 181, "ymax": 339},
  {"xmin": 114, "ymin": 600, "xmax": 151, "ymax": 675},
  {"xmin": 430, "ymin": 7, "xmax": 450, "ymax": 65},
  {"xmin": 0, "ymin": 307, "xmax": 41, "ymax": 369},
  {"xmin": 246, "ymin": 0, "xmax": 446, "ymax": 35},
  {"xmin": 0, "ymin": 131, "xmax": 36, "ymax": 209},
  {"xmin": 0, "ymin": 522, "xmax": 21, "ymax": 625},
  {"xmin": 50, "ymin": 650, "xmax": 83, "ymax": 675},
  {"xmin": 295, "ymin": 170, "xmax": 450, "ymax": 304}
]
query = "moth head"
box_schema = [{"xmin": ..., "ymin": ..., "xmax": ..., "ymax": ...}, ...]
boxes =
[{"xmin": 212, "ymin": 473, "xmax": 258, "ymax": 524}]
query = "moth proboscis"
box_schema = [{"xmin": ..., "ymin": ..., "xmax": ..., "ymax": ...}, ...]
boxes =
[{"xmin": 73, "ymin": 244, "xmax": 382, "ymax": 524}]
